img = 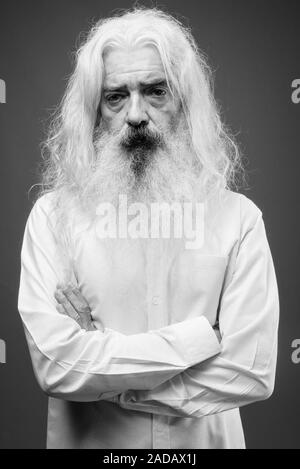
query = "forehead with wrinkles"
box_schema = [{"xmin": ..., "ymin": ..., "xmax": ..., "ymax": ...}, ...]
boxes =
[{"xmin": 102, "ymin": 45, "xmax": 167, "ymax": 91}]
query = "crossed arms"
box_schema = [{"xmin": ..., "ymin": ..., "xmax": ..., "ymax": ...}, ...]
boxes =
[{"xmin": 17, "ymin": 195, "xmax": 279, "ymax": 418}]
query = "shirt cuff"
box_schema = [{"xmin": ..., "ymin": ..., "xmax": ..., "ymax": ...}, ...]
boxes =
[{"xmin": 171, "ymin": 316, "xmax": 222, "ymax": 366}]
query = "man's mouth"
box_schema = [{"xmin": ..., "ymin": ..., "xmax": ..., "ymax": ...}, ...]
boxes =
[
  {"xmin": 120, "ymin": 126, "xmax": 163, "ymax": 152},
  {"xmin": 119, "ymin": 126, "xmax": 164, "ymax": 178}
]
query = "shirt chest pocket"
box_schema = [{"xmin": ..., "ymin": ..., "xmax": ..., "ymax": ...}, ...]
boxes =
[{"xmin": 168, "ymin": 252, "xmax": 228, "ymax": 323}]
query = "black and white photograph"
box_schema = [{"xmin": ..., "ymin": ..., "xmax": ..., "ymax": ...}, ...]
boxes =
[{"xmin": 0, "ymin": 0, "xmax": 299, "ymax": 451}]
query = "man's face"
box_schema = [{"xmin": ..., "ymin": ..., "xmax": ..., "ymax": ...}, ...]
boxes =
[
  {"xmin": 100, "ymin": 45, "xmax": 181, "ymax": 130},
  {"xmin": 100, "ymin": 45, "xmax": 181, "ymax": 174},
  {"xmin": 89, "ymin": 45, "xmax": 198, "ymax": 207}
]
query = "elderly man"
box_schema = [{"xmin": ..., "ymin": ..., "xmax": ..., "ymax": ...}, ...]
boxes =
[{"xmin": 18, "ymin": 8, "xmax": 279, "ymax": 449}]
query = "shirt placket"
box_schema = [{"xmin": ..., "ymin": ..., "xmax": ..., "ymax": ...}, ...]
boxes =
[{"xmin": 146, "ymin": 238, "xmax": 171, "ymax": 450}]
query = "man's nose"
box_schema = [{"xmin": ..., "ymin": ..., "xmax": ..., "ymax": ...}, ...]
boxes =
[{"xmin": 126, "ymin": 93, "xmax": 149, "ymax": 127}]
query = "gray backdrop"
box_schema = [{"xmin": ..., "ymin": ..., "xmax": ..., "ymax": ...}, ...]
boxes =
[{"xmin": 0, "ymin": 0, "xmax": 299, "ymax": 449}]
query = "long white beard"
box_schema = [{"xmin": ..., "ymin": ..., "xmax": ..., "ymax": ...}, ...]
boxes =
[{"xmin": 80, "ymin": 117, "xmax": 203, "ymax": 215}]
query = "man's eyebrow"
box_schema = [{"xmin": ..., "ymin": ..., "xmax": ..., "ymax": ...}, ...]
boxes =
[
  {"xmin": 140, "ymin": 79, "xmax": 168, "ymax": 88},
  {"xmin": 103, "ymin": 85, "xmax": 128, "ymax": 93},
  {"xmin": 103, "ymin": 79, "xmax": 168, "ymax": 93}
]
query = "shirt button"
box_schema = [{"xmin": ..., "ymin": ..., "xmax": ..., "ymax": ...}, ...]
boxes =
[{"xmin": 152, "ymin": 296, "xmax": 160, "ymax": 305}]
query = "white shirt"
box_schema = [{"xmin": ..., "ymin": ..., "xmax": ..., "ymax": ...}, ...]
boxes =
[{"xmin": 17, "ymin": 189, "xmax": 279, "ymax": 449}]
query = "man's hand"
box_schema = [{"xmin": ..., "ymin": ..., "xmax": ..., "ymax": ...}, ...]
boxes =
[{"xmin": 54, "ymin": 283, "xmax": 97, "ymax": 331}]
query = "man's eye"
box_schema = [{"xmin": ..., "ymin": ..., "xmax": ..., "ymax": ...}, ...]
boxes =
[
  {"xmin": 106, "ymin": 94, "xmax": 124, "ymax": 104},
  {"xmin": 148, "ymin": 88, "xmax": 167, "ymax": 97}
]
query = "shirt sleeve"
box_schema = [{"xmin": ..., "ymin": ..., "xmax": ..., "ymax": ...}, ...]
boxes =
[
  {"xmin": 17, "ymin": 195, "xmax": 221, "ymax": 403},
  {"xmin": 113, "ymin": 195, "xmax": 280, "ymax": 417}
]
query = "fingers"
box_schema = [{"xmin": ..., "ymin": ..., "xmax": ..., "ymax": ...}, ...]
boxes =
[
  {"xmin": 55, "ymin": 283, "xmax": 97, "ymax": 331},
  {"xmin": 62, "ymin": 285, "xmax": 94, "ymax": 330},
  {"xmin": 54, "ymin": 289, "xmax": 83, "ymax": 326},
  {"xmin": 56, "ymin": 303, "xmax": 67, "ymax": 316},
  {"xmin": 61, "ymin": 284, "xmax": 91, "ymax": 315},
  {"xmin": 71, "ymin": 286, "xmax": 91, "ymax": 309}
]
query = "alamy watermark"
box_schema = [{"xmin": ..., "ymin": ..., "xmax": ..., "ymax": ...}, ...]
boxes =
[
  {"xmin": 291, "ymin": 339, "xmax": 300, "ymax": 364},
  {"xmin": 0, "ymin": 339, "xmax": 6, "ymax": 364},
  {"xmin": 291, "ymin": 79, "xmax": 300, "ymax": 104},
  {"xmin": 0, "ymin": 78, "xmax": 6, "ymax": 103},
  {"xmin": 95, "ymin": 195, "xmax": 205, "ymax": 250}
]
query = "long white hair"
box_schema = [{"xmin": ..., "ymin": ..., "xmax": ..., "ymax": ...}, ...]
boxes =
[{"xmin": 35, "ymin": 6, "xmax": 245, "ymax": 265}]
